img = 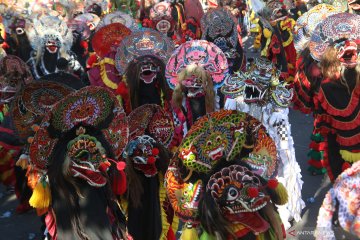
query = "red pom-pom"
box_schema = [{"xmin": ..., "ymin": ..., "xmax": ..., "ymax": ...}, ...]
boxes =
[
  {"xmin": 116, "ymin": 161, "xmax": 126, "ymax": 171},
  {"xmin": 152, "ymin": 148, "xmax": 159, "ymax": 156},
  {"xmin": 247, "ymin": 187, "xmax": 259, "ymax": 198},
  {"xmin": 267, "ymin": 179, "xmax": 279, "ymax": 189},
  {"xmin": 279, "ymin": 0, "xmax": 284, "ymax": 2},
  {"xmin": 147, "ymin": 156, "xmax": 156, "ymax": 164}
]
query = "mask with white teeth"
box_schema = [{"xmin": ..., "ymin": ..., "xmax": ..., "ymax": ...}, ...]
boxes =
[
  {"xmin": 123, "ymin": 135, "xmax": 160, "ymax": 177},
  {"xmin": 66, "ymin": 130, "xmax": 109, "ymax": 187},
  {"xmin": 206, "ymin": 165, "xmax": 271, "ymax": 233}
]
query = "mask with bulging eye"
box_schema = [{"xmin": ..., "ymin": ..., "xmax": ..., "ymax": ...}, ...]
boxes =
[
  {"xmin": 66, "ymin": 130, "xmax": 109, "ymax": 187},
  {"xmin": 123, "ymin": 135, "xmax": 160, "ymax": 177},
  {"xmin": 207, "ymin": 165, "xmax": 270, "ymax": 220}
]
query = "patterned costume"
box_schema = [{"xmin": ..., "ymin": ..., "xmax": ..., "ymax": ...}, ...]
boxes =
[
  {"xmin": 115, "ymin": 28, "xmax": 174, "ymax": 113},
  {"xmin": 292, "ymin": 4, "xmax": 340, "ymax": 175},
  {"xmin": 165, "ymin": 110, "xmax": 288, "ymax": 239},
  {"xmin": 166, "ymin": 40, "xmax": 229, "ymax": 141},
  {"xmin": 307, "ymin": 13, "xmax": 360, "ymax": 181},
  {"xmin": 254, "ymin": 0, "xmax": 297, "ymax": 81},
  {"xmin": 221, "ymin": 57, "xmax": 304, "ymax": 229},
  {"xmin": 201, "ymin": 7, "xmax": 245, "ymax": 73},
  {"xmin": 25, "ymin": 15, "xmax": 82, "ymax": 79},
  {"xmin": 123, "ymin": 104, "xmax": 177, "ymax": 240},
  {"xmin": 0, "ymin": 55, "xmax": 33, "ymax": 190},
  {"xmin": 28, "ymin": 86, "xmax": 130, "ymax": 239},
  {"xmin": 315, "ymin": 161, "xmax": 360, "ymax": 240}
]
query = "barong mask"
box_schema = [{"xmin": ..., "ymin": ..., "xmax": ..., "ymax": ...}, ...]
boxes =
[
  {"xmin": 66, "ymin": 128, "xmax": 109, "ymax": 186},
  {"xmin": 11, "ymin": 81, "xmax": 74, "ymax": 142},
  {"xmin": 165, "ymin": 110, "xmax": 279, "ymax": 224},
  {"xmin": 221, "ymin": 57, "xmax": 293, "ymax": 107},
  {"xmin": 293, "ymin": 4, "xmax": 339, "ymax": 53},
  {"xmin": 96, "ymin": 11, "xmax": 138, "ymax": 30},
  {"xmin": 74, "ymin": 13, "xmax": 100, "ymax": 32},
  {"xmin": 207, "ymin": 165, "xmax": 270, "ymax": 218},
  {"xmin": 262, "ymin": 0, "xmax": 292, "ymax": 23},
  {"xmin": 149, "ymin": 2, "xmax": 176, "ymax": 34},
  {"xmin": 201, "ymin": 8, "xmax": 243, "ymax": 70},
  {"xmin": 309, "ymin": 13, "xmax": 360, "ymax": 69},
  {"xmin": 125, "ymin": 104, "xmax": 175, "ymax": 176},
  {"xmin": 0, "ymin": 56, "xmax": 33, "ymax": 104},
  {"xmin": 92, "ymin": 23, "xmax": 131, "ymax": 58},
  {"xmin": 27, "ymin": 15, "xmax": 73, "ymax": 55},
  {"xmin": 29, "ymin": 87, "xmax": 129, "ymax": 188},
  {"xmin": 166, "ymin": 40, "xmax": 229, "ymax": 89},
  {"xmin": 115, "ymin": 28, "xmax": 174, "ymax": 109},
  {"xmin": 123, "ymin": 135, "xmax": 160, "ymax": 177}
]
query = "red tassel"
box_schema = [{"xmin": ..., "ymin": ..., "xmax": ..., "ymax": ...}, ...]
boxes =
[
  {"xmin": 116, "ymin": 161, "xmax": 126, "ymax": 171},
  {"xmin": 167, "ymin": 228, "xmax": 176, "ymax": 240},
  {"xmin": 116, "ymin": 81, "xmax": 131, "ymax": 113},
  {"xmin": 112, "ymin": 169, "xmax": 127, "ymax": 195},
  {"xmin": 87, "ymin": 54, "xmax": 98, "ymax": 68},
  {"xmin": 1, "ymin": 42, "xmax": 9, "ymax": 49}
]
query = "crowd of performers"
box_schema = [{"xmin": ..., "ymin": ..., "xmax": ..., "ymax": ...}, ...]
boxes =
[{"xmin": 0, "ymin": 0, "xmax": 359, "ymax": 239}]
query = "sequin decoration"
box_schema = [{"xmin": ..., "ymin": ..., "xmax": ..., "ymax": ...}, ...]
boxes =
[
  {"xmin": 92, "ymin": 23, "xmax": 132, "ymax": 58},
  {"xmin": 50, "ymin": 86, "xmax": 114, "ymax": 132},
  {"xmin": 176, "ymin": 110, "xmax": 278, "ymax": 174},
  {"xmin": 11, "ymin": 81, "xmax": 73, "ymax": 141},
  {"xmin": 201, "ymin": 8, "xmax": 238, "ymax": 52},
  {"xmin": 128, "ymin": 104, "xmax": 174, "ymax": 147},
  {"xmin": 309, "ymin": 13, "xmax": 360, "ymax": 61},
  {"xmin": 294, "ymin": 4, "xmax": 339, "ymax": 52},
  {"xmin": 29, "ymin": 87, "xmax": 129, "ymax": 170},
  {"xmin": 177, "ymin": 110, "xmax": 247, "ymax": 173},
  {"xmin": 166, "ymin": 40, "xmax": 229, "ymax": 89},
  {"xmin": 29, "ymin": 113, "xmax": 58, "ymax": 170},
  {"xmin": 22, "ymin": 81, "xmax": 74, "ymax": 116},
  {"xmin": 115, "ymin": 28, "xmax": 175, "ymax": 74}
]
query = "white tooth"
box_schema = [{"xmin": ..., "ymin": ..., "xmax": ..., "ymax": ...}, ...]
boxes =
[{"xmin": 225, "ymin": 206, "xmax": 234, "ymax": 214}]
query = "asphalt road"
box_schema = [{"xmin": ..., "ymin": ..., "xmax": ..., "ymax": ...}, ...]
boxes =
[{"xmin": 0, "ymin": 37, "xmax": 357, "ymax": 240}]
